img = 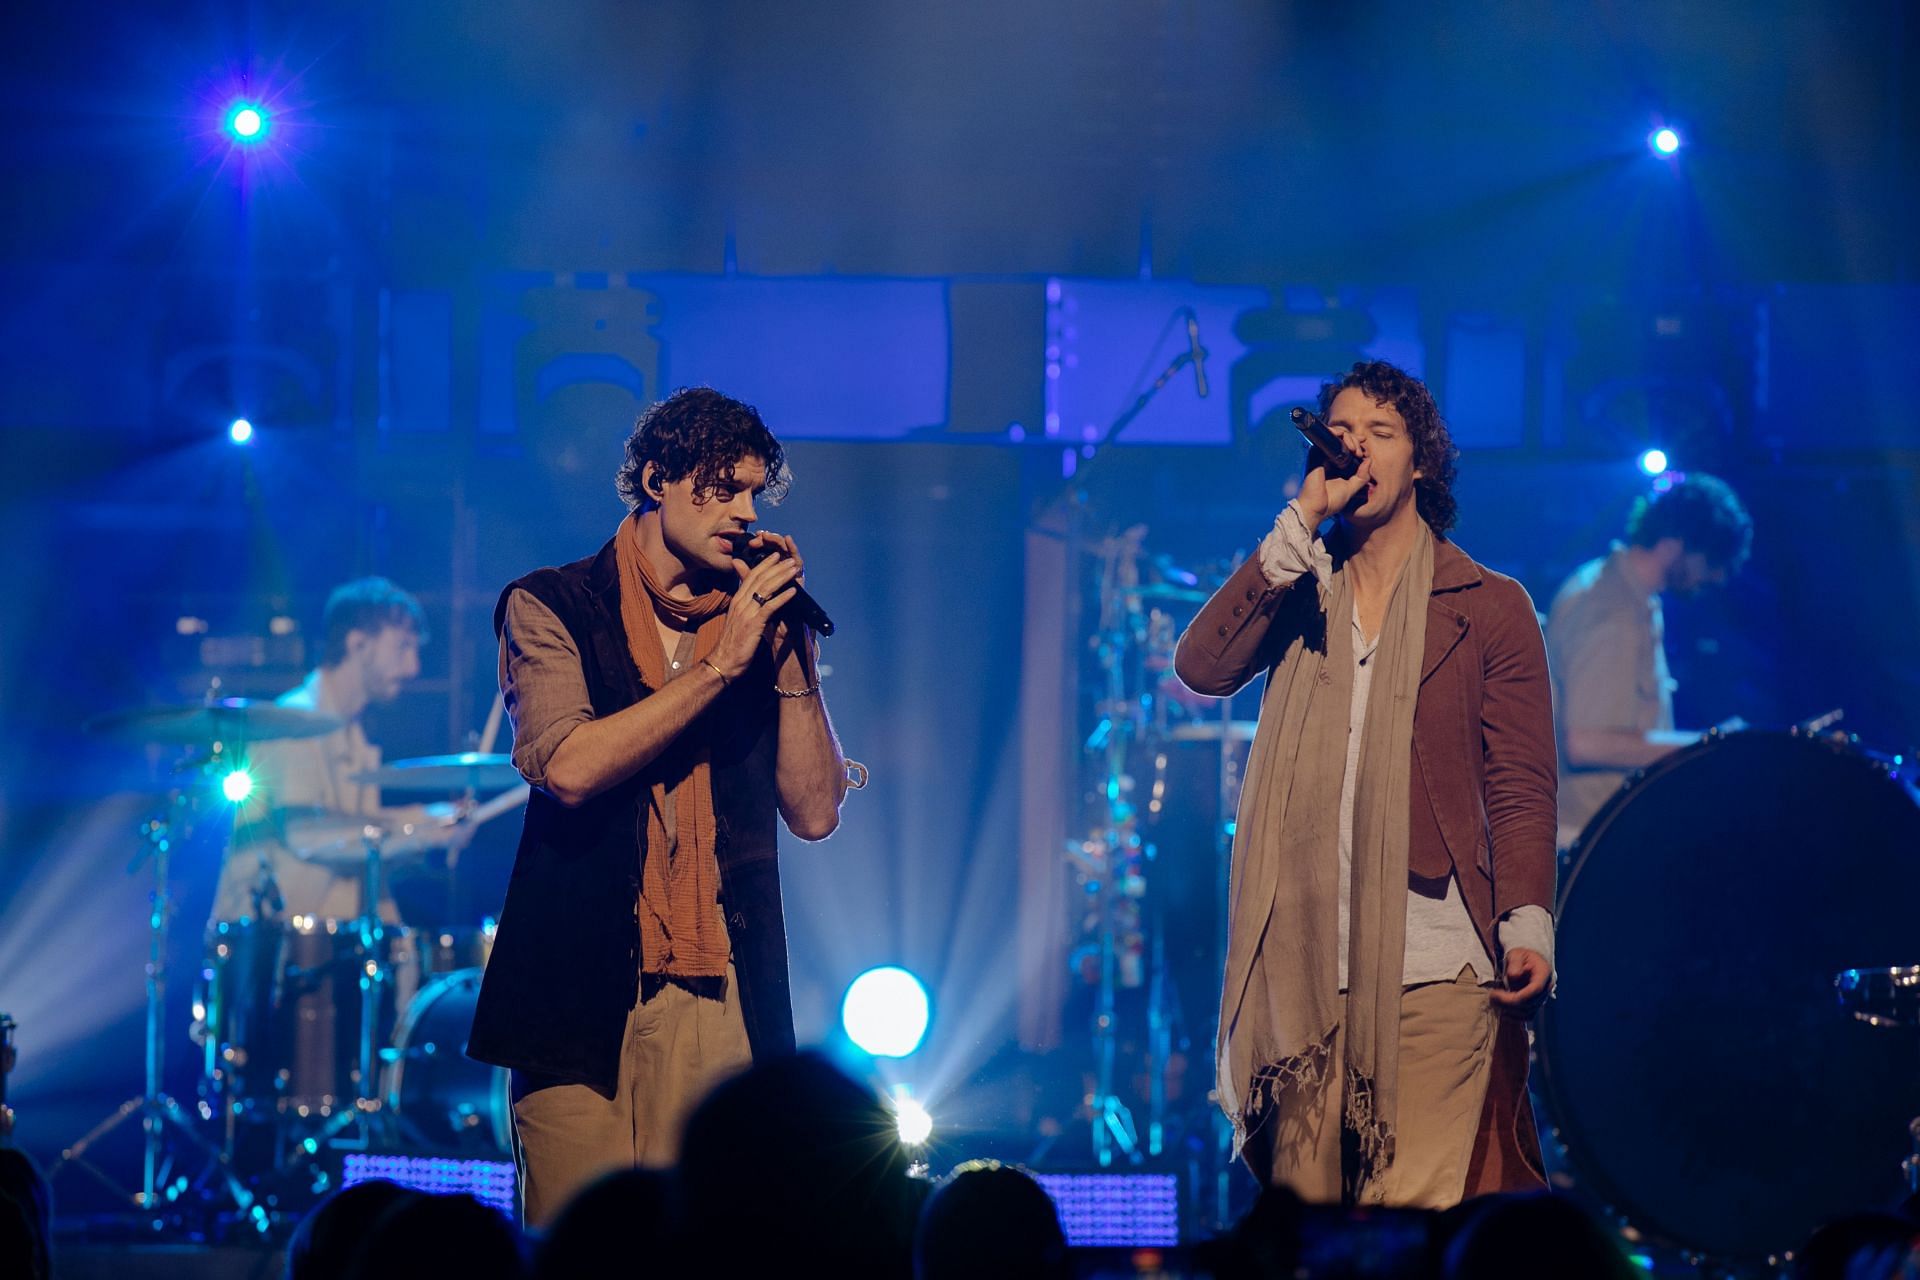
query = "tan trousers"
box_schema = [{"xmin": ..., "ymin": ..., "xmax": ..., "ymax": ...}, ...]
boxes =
[
  {"xmin": 510, "ymin": 965, "xmax": 752, "ymax": 1228},
  {"xmin": 1262, "ymin": 966, "xmax": 1497, "ymax": 1210}
]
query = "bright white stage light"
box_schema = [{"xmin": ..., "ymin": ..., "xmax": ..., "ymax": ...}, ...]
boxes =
[
  {"xmin": 891, "ymin": 1086, "xmax": 933, "ymax": 1147},
  {"xmin": 1649, "ymin": 127, "xmax": 1681, "ymax": 156},
  {"xmin": 226, "ymin": 103, "xmax": 269, "ymax": 143},
  {"xmin": 841, "ymin": 966, "xmax": 930, "ymax": 1058},
  {"xmin": 1637, "ymin": 448, "xmax": 1669, "ymax": 476},
  {"xmin": 229, "ymin": 418, "xmax": 254, "ymax": 444},
  {"xmin": 221, "ymin": 769, "xmax": 255, "ymax": 804}
]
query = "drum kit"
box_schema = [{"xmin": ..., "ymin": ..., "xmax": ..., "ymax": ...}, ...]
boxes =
[
  {"xmin": 1539, "ymin": 724, "xmax": 1920, "ymax": 1272},
  {"xmin": 1067, "ymin": 530, "xmax": 1251, "ymax": 1200},
  {"xmin": 47, "ymin": 694, "xmax": 523, "ymax": 1223}
]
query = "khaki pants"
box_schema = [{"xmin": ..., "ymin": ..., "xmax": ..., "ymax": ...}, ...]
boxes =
[
  {"xmin": 1261, "ymin": 966, "xmax": 1497, "ymax": 1210},
  {"xmin": 510, "ymin": 965, "xmax": 752, "ymax": 1228}
]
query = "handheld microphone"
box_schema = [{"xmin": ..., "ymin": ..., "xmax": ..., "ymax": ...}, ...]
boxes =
[
  {"xmin": 1289, "ymin": 407, "xmax": 1362, "ymax": 477},
  {"xmin": 728, "ymin": 535, "xmax": 836, "ymax": 638},
  {"xmin": 253, "ymin": 861, "xmax": 285, "ymax": 917},
  {"xmin": 1183, "ymin": 309, "xmax": 1209, "ymax": 399}
]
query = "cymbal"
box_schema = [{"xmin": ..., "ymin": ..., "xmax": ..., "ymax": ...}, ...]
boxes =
[
  {"xmin": 87, "ymin": 698, "xmax": 345, "ymax": 744},
  {"xmin": 1167, "ymin": 719, "xmax": 1259, "ymax": 743},
  {"xmin": 1124, "ymin": 583, "xmax": 1212, "ymax": 604},
  {"xmin": 352, "ymin": 752, "xmax": 522, "ymax": 792}
]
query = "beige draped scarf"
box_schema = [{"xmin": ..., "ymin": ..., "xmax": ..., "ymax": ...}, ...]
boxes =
[{"xmin": 1217, "ymin": 519, "xmax": 1434, "ymax": 1202}]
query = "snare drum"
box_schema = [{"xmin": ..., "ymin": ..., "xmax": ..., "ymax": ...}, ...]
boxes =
[{"xmin": 200, "ymin": 916, "xmax": 420, "ymax": 1117}]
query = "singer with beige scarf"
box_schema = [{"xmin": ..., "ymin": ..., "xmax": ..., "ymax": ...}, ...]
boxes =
[{"xmin": 1175, "ymin": 362, "xmax": 1557, "ymax": 1208}]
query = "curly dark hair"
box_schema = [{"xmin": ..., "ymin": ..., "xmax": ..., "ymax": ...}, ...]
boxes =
[
  {"xmin": 1316, "ymin": 360, "xmax": 1459, "ymax": 536},
  {"xmin": 1625, "ymin": 471, "xmax": 1752, "ymax": 572},
  {"xmin": 615, "ymin": 387, "xmax": 790, "ymax": 512}
]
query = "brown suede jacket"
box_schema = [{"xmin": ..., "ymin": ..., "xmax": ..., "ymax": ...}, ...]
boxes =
[{"xmin": 1174, "ymin": 533, "xmax": 1558, "ymax": 1196}]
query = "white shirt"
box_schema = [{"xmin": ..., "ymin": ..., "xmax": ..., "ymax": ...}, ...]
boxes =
[{"xmin": 1257, "ymin": 502, "xmax": 1555, "ymax": 988}]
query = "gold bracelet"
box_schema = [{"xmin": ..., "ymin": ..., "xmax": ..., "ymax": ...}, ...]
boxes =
[
  {"xmin": 701, "ymin": 658, "xmax": 731, "ymax": 687},
  {"xmin": 774, "ymin": 681, "xmax": 820, "ymax": 699}
]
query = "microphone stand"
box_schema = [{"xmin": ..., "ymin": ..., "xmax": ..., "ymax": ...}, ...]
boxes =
[
  {"xmin": 1030, "ymin": 307, "xmax": 1204, "ymax": 523},
  {"xmin": 1094, "ymin": 347, "xmax": 1200, "ymax": 455}
]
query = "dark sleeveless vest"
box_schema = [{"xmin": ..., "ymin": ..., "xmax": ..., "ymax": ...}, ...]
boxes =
[{"xmin": 466, "ymin": 536, "xmax": 796, "ymax": 1096}]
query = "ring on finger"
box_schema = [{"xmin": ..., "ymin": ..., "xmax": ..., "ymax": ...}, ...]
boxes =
[{"xmin": 751, "ymin": 591, "xmax": 769, "ymax": 606}]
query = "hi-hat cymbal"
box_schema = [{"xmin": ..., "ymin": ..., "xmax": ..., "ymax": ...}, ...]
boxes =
[
  {"xmin": 352, "ymin": 752, "xmax": 522, "ymax": 792},
  {"xmin": 87, "ymin": 698, "xmax": 345, "ymax": 744},
  {"xmin": 1124, "ymin": 583, "xmax": 1212, "ymax": 604},
  {"xmin": 1167, "ymin": 719, "xmax": 1259, "ymax": 743}
]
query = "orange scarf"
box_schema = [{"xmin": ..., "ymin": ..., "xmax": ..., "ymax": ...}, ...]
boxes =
[{"xmin": 616, "ymin": 513, "xmax": 731, "ymax": 979}]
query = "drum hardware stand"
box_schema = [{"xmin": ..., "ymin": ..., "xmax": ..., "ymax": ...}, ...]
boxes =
[
  {"xmin": 48, "ymin": 779, "xmax": 255, "ymax": 1220},
  {"xmin": 1834, "ymin": 963, "xmax": 1920, "ymax": 1196},
  {"xmin": 1042, "ymin": 326, "xmax": 1220, "ymax": 1176},
  {"xmin": 1208, "ymin": 696, "xmax": 1240, "ymax": 1231},
  {"xmin": 1, "ymin": 1012, "xmax": 16, "ymax": 1142},
  {"xmin": 1083, "ymin": 532, "xmax": 1166, "ymax": 1169},
  {"xmin": 1905, "ymin": 1115, "xmax": 1920, "ymax": 1196},
  {"xmin": 357, "ymin": 824, "xmax": 389, "ymax": 1141}
]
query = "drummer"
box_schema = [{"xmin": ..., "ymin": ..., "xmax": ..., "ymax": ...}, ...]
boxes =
[
  {"xmin": 208, "ymin": 578, "xmax": 475, "ymax": 926},
  {"xmin": 1545, "ymin": 473, "xmax": 1753, "ymax": 848}
]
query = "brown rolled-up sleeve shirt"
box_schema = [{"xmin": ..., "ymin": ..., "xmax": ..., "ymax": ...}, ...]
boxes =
[{"xmin": 499, "ymin": 588, "xmax": 597, "ymax": 790}]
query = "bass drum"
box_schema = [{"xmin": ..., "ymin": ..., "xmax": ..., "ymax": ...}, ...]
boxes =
[
  {"xmin": 1540, "ymin": 732, "xmax": 1920, "ymax": 1267},
  {"xmin": 383, "ymin": 969, "xmax": 510, "ymax": 1153}
]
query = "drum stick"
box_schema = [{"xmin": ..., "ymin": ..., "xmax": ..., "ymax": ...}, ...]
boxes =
[
  {"xmin": 469, "ymin": 784, "xmax": 530, "ymax": 827},
  {"xmin": 478, "ymin": 692, "xmax": 506, "ymax": 755}
]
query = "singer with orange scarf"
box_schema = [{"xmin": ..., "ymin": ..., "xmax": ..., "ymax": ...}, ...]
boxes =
[{"xmin": 469, "ymin": 387, "xmax": 849, "ymax": 1227}]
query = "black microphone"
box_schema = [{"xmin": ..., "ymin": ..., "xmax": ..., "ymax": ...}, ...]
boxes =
[
  {"xmin": 253, "ymin": 860, "xmax": 285, "ymax": 917},
  {"xmin": 1183, "ymin": 308, "xmax": 1209, "ymax": 398},
  {"xmin": 728, "ymin": 535, "xmax": 835, "ymax": 638},
  {"xmin": 1289, "ymin": 407, "xmax": 1362, "ymax": 477}
]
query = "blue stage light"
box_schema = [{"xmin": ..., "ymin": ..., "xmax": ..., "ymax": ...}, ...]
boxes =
[
  {"xmin": 1638, "ymin": 448, "xmax": 1668, "ymax": 476},
  {"xmin": 1649, "ymin": 127, "xmax": 1681, "ymax": 156},
  {"xmin": 841, "ymin": 966, "xmax": 930, "ymax": 1058},
  {"xmin": 342, "ymin": 1154, "xmax": 517, "ymax": 1219},
  {"xmin": 225, "ymin": 103, "xmax": 269, "ymax": 144},
  {"xmin": 228, "ymin": 418, "xmax": 254, "ymax": 444}
]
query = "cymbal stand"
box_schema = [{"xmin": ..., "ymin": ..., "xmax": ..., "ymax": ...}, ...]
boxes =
[{"xmin": 50, "ymin": 773, "xmax": 254, "ymax": 1220}]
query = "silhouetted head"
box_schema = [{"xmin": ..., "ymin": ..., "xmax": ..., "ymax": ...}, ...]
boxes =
[
  {"xmin": 915, "ymin": 1160, "xmax": 1069, "ymax": 1280},
  {"xmin": 342, "ymin": 1191, "xmax": 525, "ymax": 1280},
  {"xmin": 533, "ymin": 1167, "xmax": 676, "ymax": 1280},
  {"xmin": 679, "ymin": 1051, "xmax": 919, "ymax": 1276},
  {"xmin": 1442, "ymin": 1192, "xmax": 1636, "ymax": 1280}
]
